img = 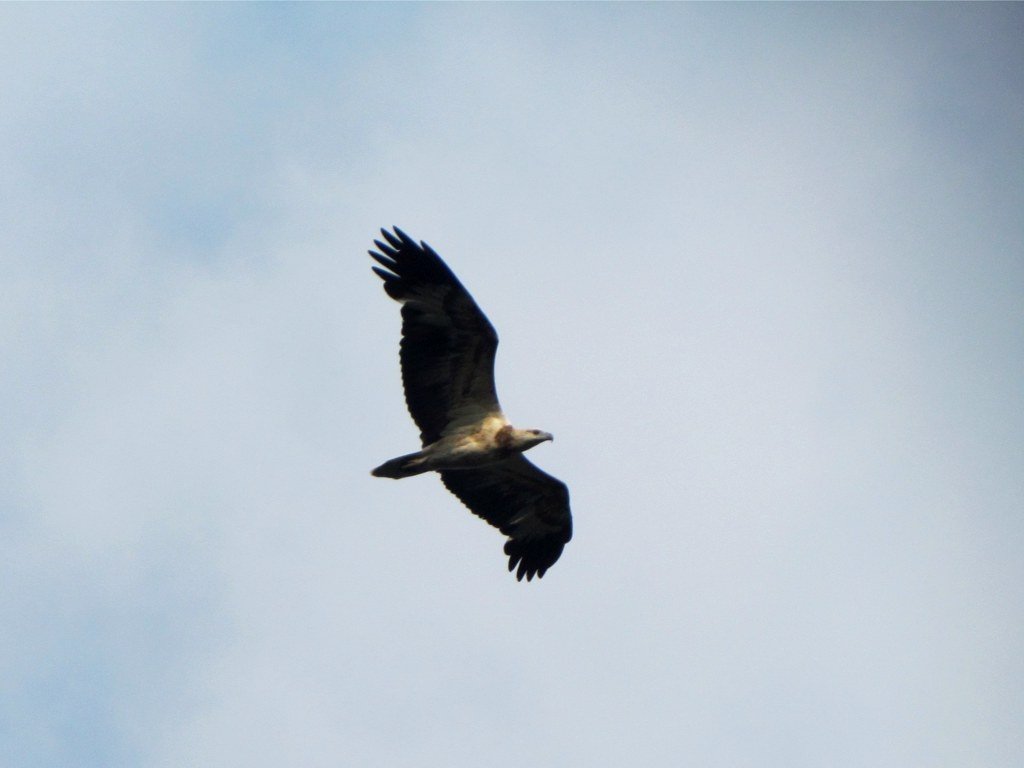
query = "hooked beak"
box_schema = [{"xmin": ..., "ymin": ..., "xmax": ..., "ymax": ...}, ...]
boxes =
[{"xmin": 541, "ymin": 431, "xmax": 554, "ymax": 443}]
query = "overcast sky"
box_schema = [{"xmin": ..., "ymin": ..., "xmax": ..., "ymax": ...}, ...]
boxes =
[{"xmin": 2, "ymin": 4, "xmax": 1022, "ymax": 767}]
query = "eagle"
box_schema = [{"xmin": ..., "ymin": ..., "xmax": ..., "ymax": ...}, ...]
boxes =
[{"xmin": 368, "ymin": 227, "xmax": 572, "ymax": 581}]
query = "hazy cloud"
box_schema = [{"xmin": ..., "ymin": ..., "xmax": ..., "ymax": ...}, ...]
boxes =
[{"xmin": 2, "ymin": 5, "xmax": 1021, "ymax": 767}]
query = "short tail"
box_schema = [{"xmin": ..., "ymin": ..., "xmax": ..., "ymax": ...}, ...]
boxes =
[{"xmin": 371, "ymin": 451, "xmax": 429, "ymax": 479}]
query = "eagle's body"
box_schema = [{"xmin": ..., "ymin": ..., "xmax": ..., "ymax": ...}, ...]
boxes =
[
  {"xmin": 372, "ymin": 418, "xmax": 552, "ymax": 478},
  {"xmin": 368, "ymin": 227, "xmax": 572, "ymax": 581}
]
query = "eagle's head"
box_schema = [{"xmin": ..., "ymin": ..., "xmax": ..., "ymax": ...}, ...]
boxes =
[{"xmin": 514, "ymin": 428, "xmax": 554, "ymax": 452}]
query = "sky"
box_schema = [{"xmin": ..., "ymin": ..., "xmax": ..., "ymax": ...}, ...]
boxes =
[{"xmin": 2, "ymin": 4, "xmax": 1022, "ymax": 766}]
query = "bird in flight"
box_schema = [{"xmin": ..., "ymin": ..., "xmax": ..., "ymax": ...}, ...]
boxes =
[{"xmin": 369, "ymin": 227, "xmax": 572, "ymax": 581}]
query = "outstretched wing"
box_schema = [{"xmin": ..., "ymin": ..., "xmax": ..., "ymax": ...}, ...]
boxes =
[
  {"xmin": 369, "ymin": 227, "xmax": 501, "ymax": 445},
  {"xmin": 440, "ymin": 456, "xmax": 573, "ymax": 581}
]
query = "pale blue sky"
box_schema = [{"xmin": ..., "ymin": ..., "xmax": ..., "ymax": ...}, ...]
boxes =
[{"xmin": 2, "ymin": 5, "xmax": 1022, "ymax": 767}]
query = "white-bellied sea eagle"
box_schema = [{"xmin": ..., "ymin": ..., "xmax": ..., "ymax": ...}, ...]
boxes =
[{"xmin": 369, "ymin": 227, "xmax": 572, "ymax": 581}]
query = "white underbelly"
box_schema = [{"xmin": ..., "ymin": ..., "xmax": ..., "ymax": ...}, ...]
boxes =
[{"xmin": 424, "ymin": 434, "xmax": 507, "ymax": 470}]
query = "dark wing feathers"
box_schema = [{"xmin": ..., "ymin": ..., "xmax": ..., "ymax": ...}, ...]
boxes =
[
  {"xmin": 369, "ymin": 227, "xmax": 500, "ymax": 445},
  {"xmin": 441, "ymin": 456, "xmax": 572, "ymax": 581}
]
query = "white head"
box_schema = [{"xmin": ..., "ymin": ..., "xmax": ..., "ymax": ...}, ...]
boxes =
[{"xmin": 511, "ymin": 428, "xmax": 554, "ymax": 452}]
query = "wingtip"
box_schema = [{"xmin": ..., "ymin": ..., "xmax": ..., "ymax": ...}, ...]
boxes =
[
  {"xmin": 393, "ymin": 226, "xmax": 421, "ymax": 250},
  {"xmin": 507, "ymin": 551, "xmax": 541, "ymax": 582},
  {"xmin": 380, "ymin": 227, "xmax": 401, "ymax": 249}
]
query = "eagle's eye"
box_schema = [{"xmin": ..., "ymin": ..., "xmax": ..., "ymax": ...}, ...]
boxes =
[{"xmin": 530, "ymin": 430, "xmax": 540, "ymax": 435}]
